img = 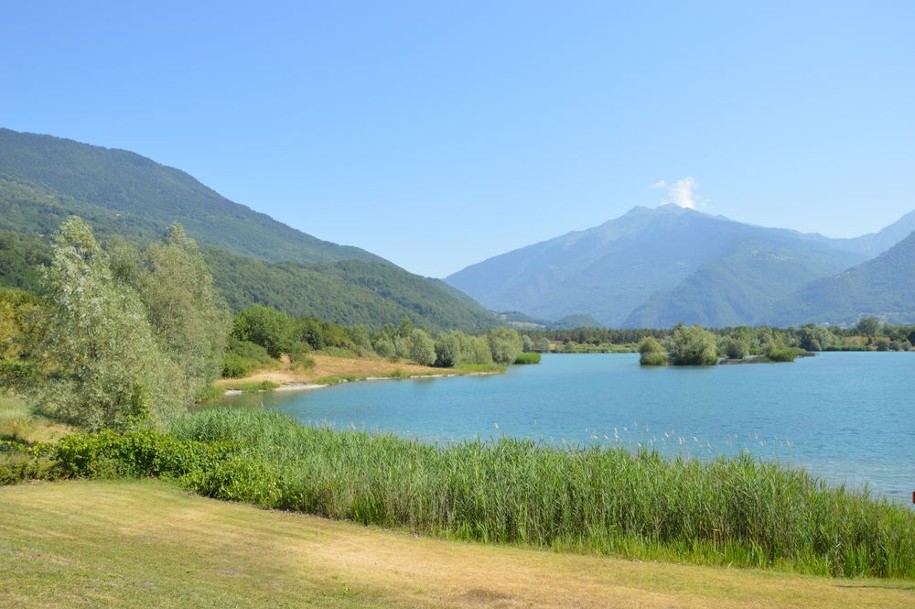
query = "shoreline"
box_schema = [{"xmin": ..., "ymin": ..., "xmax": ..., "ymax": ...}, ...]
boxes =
[{"xmin": 216, "ymin": 354, "xmax": 505, "ymax": 396}]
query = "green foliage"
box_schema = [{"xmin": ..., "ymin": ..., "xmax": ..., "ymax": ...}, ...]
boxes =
[
  {"xmin": 638, "ymin": 337, "xmax": 668, "ymax": 365},
  {"xmin": 35, "ymin": 218, "xmax": 183, "ymax": 432},
  {"xmin": 0, "ymin": 129, "xmax": 497, "ymax": 334},
  {"xmin": 667, "ymin": 324, "xmax": 718, "ymax": 366},
  {"xmin": 433, "ymin": 330, "xmax": 465, "ymax": 367},
  {"xmin": 407, "ymin": 329, "xmax": 436, "ymax": 366},
  {"xmin": 51, "ymin": 428, "xmax": 227, "ymax": 481},
  {"xmin": 221, "ymin": 337, "xmax": 274, "ymax": 378},
  {"xmin": 231, "ymin": 305, "xmax": 297, "ymax": 358},
  {"xmin": 38, "ymin": 408, "xmax": 915, "ymax": 579},
  {"xmin": 639, "ymin": 352, "xmax": 669, "ymax": 366},
  {"xmin": 0, "ymin": 229, "xmax": 49, "ymax": 291},
  {"xmin": 203, "ymin": 250, "xmax": 497, "ymax": 333},
  {"xmin": 0, "ymin": 288, "xmax": 46, "ymax": 390},
  {"xmin": 718, "ymin": 335, "xmax": 749, "ymax": 360},
  {"xmin": 799, "ymin": 324, "xmax": 835, "ymax": 352},
  {"xmin": 136, "ymin": 224, "xmax": 231, "ymax": 394},
  {"xmin": 513, "ymin": 352, "xmax": 541, "ymax": 364},
  {"xmin": 487, "ymin": 327, "xmax": 523, "ymax": 364},
  {"xmin": 856, "ymin": 316, "xmax": 883, "ymax": 338},
  {"xmin": 766, "ymin": 347, "xmax": 800, "ymax": 362}
]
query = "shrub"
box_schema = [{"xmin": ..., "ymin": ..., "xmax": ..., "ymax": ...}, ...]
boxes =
[
  {"xmin": 221, "ymin": 338, "xmax": 274, "ymax": 378},
  {"xmin": 766, "ymin": 347, "xmax": 799, "ymax": 362},
  {"xmin": 513, "ymin": 352, "xmax": 541, "ymax": 365},
  {"xmin": 639, "ymin": 352, "xmax": 668, "ymax": 366},
  {"xmin": 667, "ymin": 324, "xmax": 718, "ymax": 366},
  {"xmin": 638, "ymin": 337, "xmax": 667, "ymax": 366}
]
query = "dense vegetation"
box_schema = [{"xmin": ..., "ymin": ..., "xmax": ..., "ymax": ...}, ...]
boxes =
[
  {"xmin": 30, "ymin": 218, "xmax": 230, "ymax": 431},
  {"xmin": 13, "ymin": 408, "xmax": 911, "ymax": 579},
  {"xmin": 0, "ymin": 129, "xmax": 381, "ymax": 265},
  {"xmin": 223, "ymin": 305, "xmax": 521, "ymax": 377},
  {"xmin": 0, "ymin": 128, "xmax": 497, "ymax": 332},
  {"xmin": 203, "ymin": 249, "xmax": 496, "ymax": 331},
  {"xmin": 524, "ymin": 320, "xmax": 915, "ymax": 355}
]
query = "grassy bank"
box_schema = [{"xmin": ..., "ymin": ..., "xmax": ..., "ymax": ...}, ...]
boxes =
[
  {"xmin": 0, "ymin": 394, "xmax": 72, "ymax": 445},
  {"xmin": 2, "ymin": 479, "xmax": 913, "ymax": 609},
  {"xmin": 42, "ymin": 408, "xmax": 915, "ymax": 579}
]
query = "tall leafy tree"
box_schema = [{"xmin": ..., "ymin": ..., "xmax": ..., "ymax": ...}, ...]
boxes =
[
  {"xmin": 667, "ymin": 323, "xmax": 718, "ymax": 366},
  {"xmin": 138, "ymin": 223, "xmax": 231, "ymax": 400},
  {"xmin": 487, "ymin": 327, "xmax": 523, "ymax": 364},
  {"xmin": 36, "ymin": 217, "xmax": 181, "ymax": 431}
]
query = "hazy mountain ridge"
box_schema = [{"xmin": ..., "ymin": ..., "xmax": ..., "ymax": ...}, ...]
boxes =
[
  {"xmin": 447, "ymin": 205, "xmax": 915, "ymax": 327},
  {"xmin": 0, "ymin": 128, "xmax": 496, "ymax": 331},
  {"xmin": 759, "ymin": 230, "xmax": 915, "ymax": 326}
]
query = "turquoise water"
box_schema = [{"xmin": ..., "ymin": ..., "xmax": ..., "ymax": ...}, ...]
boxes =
[{"xmin": 221, "ymin": 352, "xmax": 915, "ymax": 504}]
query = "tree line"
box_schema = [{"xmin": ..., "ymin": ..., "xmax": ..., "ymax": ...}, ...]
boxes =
[
  {"xmin": 0, "ymin": 217, "xmax": 528, "ymax": 432},
  {"xmin": 2, "ymin": 216, "xmax": 913, "ymax": 434}
]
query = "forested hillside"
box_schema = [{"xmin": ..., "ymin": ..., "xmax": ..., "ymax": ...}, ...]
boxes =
[
  {"xmin": 0, "ymin": 129, "xmax": 496, "ymax": 331},
  {"xmin": 761, "ymin": 229, "xmax": 915, "ymax": 326}
]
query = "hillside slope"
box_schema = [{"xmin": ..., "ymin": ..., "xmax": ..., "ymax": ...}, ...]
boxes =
[
  {"xmin": 0, "ymin": 128, "xmax": 495, "ymax": 331},
  {"xmin": 623, "ymin": 239, "xmax": 864, "ymax": 327},
  {"xmin": 0, "ymin": 128, "xmax": 380, "ymax": 264},
  {"xmin": 761, "ymin": 229, "xmax": 915, "ymax": 326}
]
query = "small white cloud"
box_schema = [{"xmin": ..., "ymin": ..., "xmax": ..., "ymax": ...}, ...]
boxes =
[{"xmin": 650, "ymin": 176, "xmax": 707, "ymax": 210}]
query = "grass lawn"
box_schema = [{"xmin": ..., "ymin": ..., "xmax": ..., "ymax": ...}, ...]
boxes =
[{"xmin": 1, "ymin": 479, "xmax": 912, "ymax": 609}]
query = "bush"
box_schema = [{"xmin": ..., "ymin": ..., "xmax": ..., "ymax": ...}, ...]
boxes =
[
  {"xmin": 667, "ymin": 324, "xmax": 718, "ymax": 366},
  {"xmin": 513, "ymin": 352, "xmax": 541, "ymax": 365},
  {"xmin": 221, "ymin": 338, "xmax": 274, "ymax": 378},
  {"xmin": 766, "ymin": 347, "xmax": 799, "ymax": 362},
  {"xmin": 639, "ymin": 352, "xmax": 668, "ymax": 366},
  {"xmin": 638, "ymin": 337, "xmax": 667, "ymax": 366}
]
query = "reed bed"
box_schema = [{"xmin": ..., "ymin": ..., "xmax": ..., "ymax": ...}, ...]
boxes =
[{"xmin": 60, "ymin": 408, "xmax": 915, "ymax": 578}]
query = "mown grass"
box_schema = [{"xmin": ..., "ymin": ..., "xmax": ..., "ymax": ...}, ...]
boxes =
[
  {"xmin": 5, "ymin": 479, "xmax": 913, "ymax": 609},
  {"xmin": 43, "ymin": 408, "xmax": 915, "ymax": 579}
]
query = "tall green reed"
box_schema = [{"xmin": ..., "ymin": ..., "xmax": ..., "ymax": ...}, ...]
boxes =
[{"xmin": 71, "ymin": 407, "xmax": 915, "ymax": 578}]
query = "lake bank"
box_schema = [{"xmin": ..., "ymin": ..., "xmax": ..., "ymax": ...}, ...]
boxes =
[
  {"xmin": 215, "ymin": 352, "xmax": 505, "ymax": 394},
  {"xmin": 224, "ymin": 352, "xmax": 915, "ymax": 505}
]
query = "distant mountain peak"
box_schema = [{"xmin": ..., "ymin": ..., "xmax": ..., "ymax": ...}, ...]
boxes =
[{"xmin": 446, "ymin": 204, "xmax": 882, "ymax": 327}]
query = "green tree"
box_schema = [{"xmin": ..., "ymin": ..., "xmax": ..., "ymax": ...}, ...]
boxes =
[
  {"xmin": 667, "ymin": 324, "xmax": 718, "ymax": 366},
  {"xmin": 232, "ymin": 305, "xmax": 296, "ymax": 358},
  {"xmin": 36, "ymin": 217, "xmax": 181, "ymax": 431},
  {"xmin": 798, "ymin": 324, "xmax": 834, "ymax": 352},
  {"xmin": 487, "ymin": 327, "xmax": 523, "ymax": 364},
  {"xmin": 467, "ymin": 335, "xmax": 494, "ymax": 365},
  {"xmin": 856, "ymin": 316, "xmax": 882, "ymax": 339},
  {"xmin": 138, "ymin": 224, "xmax": 230, "ymax": 400},
  {"xmin": 638, "ymin": 336, "xmax": 668, "ymax": 366},
  {"xmin": 718, "ymin": 335, "xmax": 749, "ymax": 360},
  {"xmin": 434, "ymin": 330, "xmax": 467, "ymax": 367},
  {"xmin": 0, "ymin": 288, "xmax": 46, "ymax": 388},
  {"xmin": 407, "ymin": 328, "xmax": 436, "ymax": 366}
]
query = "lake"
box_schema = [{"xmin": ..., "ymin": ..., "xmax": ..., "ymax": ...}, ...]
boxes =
[{"xmin": 221, "ymin": 352, "xmax": 915, "ymax": 504}]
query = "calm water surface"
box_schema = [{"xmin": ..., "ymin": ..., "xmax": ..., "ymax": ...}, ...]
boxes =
[{"xmin": 222, "ymin": 352, "xmax": 915, "ymax": 504}]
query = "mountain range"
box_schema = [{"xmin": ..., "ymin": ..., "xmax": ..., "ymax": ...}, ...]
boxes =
[
  {"xmin": 3, "ymin": 126, "xmax": 913, "ymax": 330},
  {"xmin": 446, "ymin": 204, "xmax": 915, "ymax": 327},
  {"xmin": 0, "ymin": 128, "xmax": 496, "ymax": 331}
]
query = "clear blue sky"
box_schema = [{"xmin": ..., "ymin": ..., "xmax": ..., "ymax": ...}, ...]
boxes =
[{"xmin": 3, "ymin": 1, "xmax": 913, "ymax": 277}]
